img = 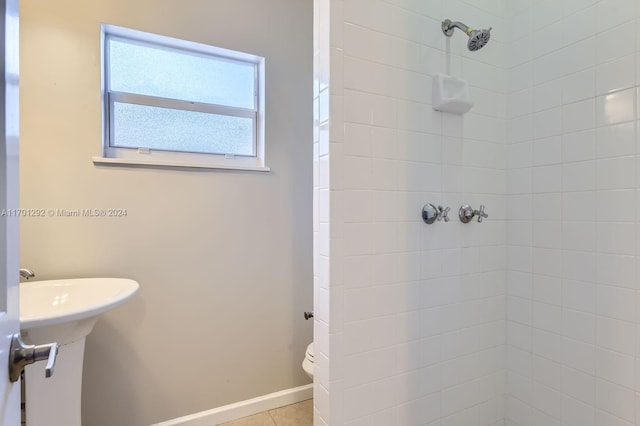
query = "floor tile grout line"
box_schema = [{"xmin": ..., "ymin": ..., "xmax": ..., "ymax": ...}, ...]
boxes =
[{"xmin": 267, "ymin": 409, "xmax": 278, "ymax": 426}]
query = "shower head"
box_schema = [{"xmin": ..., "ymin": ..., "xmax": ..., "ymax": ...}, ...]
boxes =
[{"xmin": 442, "ymin": 19, "xmax": 492, "ymax": 51}]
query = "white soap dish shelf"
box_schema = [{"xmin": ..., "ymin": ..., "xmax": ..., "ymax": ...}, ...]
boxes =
[{"xmin": 432, "ymin": 74, "xmax": 474, "ymax": 115}]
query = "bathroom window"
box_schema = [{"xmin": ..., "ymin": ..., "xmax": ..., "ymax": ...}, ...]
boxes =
[{"xmin": 96, "ymin": 24, "xmax": 268, "ymax": 171}]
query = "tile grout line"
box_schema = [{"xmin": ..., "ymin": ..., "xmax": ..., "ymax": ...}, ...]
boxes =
[{"xmin": 267, "ymin": 409, "xmax": 278, "ymax": 426}]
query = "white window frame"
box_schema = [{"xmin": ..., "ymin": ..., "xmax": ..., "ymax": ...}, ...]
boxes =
[{"xmin": 93, "ymin": 24, "xmax": 268, "ymax": 171}]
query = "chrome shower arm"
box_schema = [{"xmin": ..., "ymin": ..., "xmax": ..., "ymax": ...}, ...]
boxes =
[{"xmin": 442, "ymin": 19, "xmax": 470, "ymax": 36}]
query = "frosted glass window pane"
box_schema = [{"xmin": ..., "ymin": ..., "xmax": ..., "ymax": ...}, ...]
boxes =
[
  {"xmin": 109, "ymin": 38, "xmax": 255, "ymax": 109},
  {"xmin": 112, "ymin": 102, "xmax": 254, "ymax": 156}
]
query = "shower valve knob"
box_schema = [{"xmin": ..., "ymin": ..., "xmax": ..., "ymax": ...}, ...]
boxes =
[
  {"xmin": 459, "ymin": 204, "xmax": 488, "ymax": 223},
  {"xmin": 422, "ymin": 204, "xmax": 450, "ymax": 224},
  {"xmin": 459, "ymin": 204, "xmax": 474, "ymax": 223}
]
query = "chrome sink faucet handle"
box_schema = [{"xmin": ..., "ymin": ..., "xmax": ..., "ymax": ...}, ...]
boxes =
[{"xmin": 19, "ymin": 268, "xmax": 35, "ymax": 280}]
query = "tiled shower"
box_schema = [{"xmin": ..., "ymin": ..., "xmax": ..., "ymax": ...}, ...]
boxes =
[{"xmin": 313, "ymin": 0, "xmax": 640, "ymax": 425}]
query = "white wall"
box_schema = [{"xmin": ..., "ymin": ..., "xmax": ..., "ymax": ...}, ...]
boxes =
[
  {"xmin": 505, "ymin": 0, "xmax": 640, "ymax": 425},
  {"xmin": 19, "ymin": 1, "xmax": 312, "ymax": 425},
  {"xmin": 315, "ymin": 0, "xmax": 509, "ymax": 424}
]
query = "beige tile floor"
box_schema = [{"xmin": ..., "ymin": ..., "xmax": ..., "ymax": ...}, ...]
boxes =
[{"xmin": 218, "ymin": 399, "xmax": 313, "ymax": 426}]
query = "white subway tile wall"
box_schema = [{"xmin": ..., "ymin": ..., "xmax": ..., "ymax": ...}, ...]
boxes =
[
  {"xmin": 317, "ymin": 0, "xmax": 640, "ymax": 424},
  {"xmin": 505, "ymin": 0, "xmax": 640, "ymax": 426},
  {"xmin": 315, "ymin": 0, "xmax": 507, "ymax": 424}
]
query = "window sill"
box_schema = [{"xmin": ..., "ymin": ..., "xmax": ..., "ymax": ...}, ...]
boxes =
[{"xmin": 92, "ymin": 156, "xmax": 271, "ymax": 172}]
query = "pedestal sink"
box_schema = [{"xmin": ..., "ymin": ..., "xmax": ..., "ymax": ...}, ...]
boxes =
[{"xmin": 20, "ymin": 278, "xmax": 139, "ymax": 426}]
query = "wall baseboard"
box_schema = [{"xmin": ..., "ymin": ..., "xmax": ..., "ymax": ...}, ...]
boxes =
[{"xmin": 151, "ymin": 384, "xmax": 313, "ymax": 426}]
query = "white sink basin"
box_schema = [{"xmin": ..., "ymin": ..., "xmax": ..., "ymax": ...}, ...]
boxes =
[
  {"xmin": 19, "ymin": 278, "xmax": 139, "ymax": 426},
  {"xmin": 20, "ymin": 278, "xmax": 139, "ymax": 343}
]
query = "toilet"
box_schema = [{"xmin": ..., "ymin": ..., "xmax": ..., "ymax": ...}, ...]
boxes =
[{"xmin": 302, "ymin": 342, "xmax": 314, "ymax": 379}]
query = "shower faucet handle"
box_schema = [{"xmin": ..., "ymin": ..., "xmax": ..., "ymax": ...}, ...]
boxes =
[
  {"xmin": 459, "ymin": 204, "xmax": 488, "ymax": 223},
  {"xmin": 422, "ymin": 204, "xmax": 450, "ymax": 224},
  {"xmin": 475, "ymin": 205, "xmax": 488, "ymax": 223},
  {"xmin": 438, "ymin": 205, "xmax": 450, "ymax": 222}
]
